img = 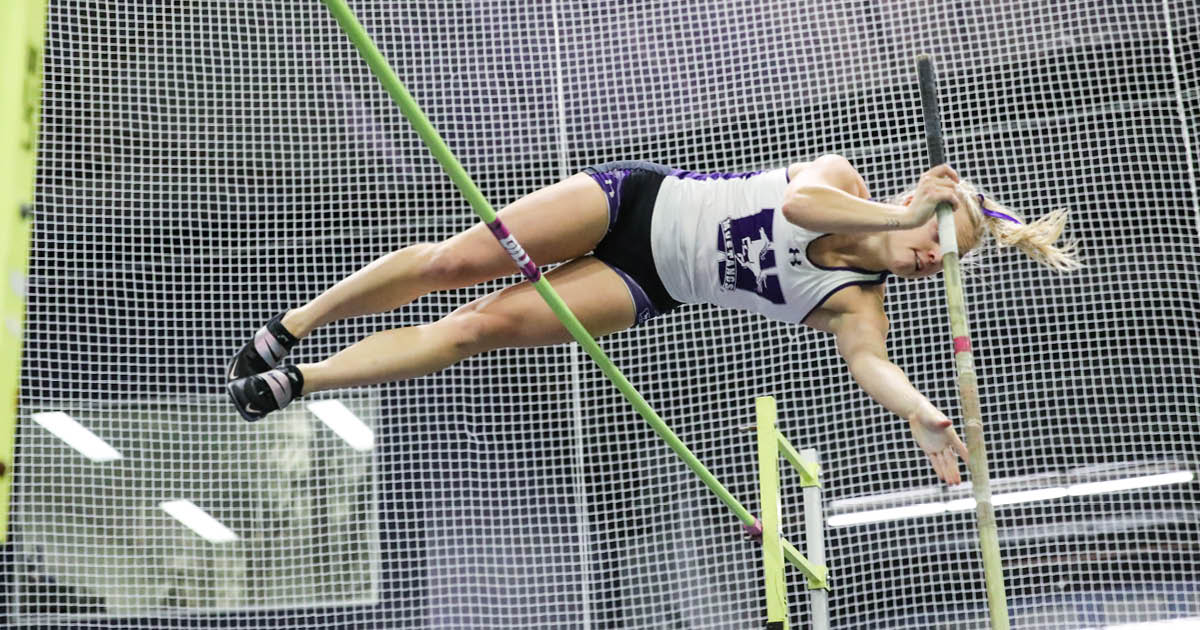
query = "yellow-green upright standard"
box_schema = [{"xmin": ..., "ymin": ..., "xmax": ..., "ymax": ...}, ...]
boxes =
[
  {"xmin": 756, "ymin": 396, "xmax": 788, "ymax": 630},
  {"xmin": 0, "ymin": 0, "xmax": 48, "ymax": 544}
]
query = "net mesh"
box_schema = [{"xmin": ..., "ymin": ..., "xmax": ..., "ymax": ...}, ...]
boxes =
[{"xmin": 7, "ymin": 0, "xmax": 1199, "ymax": 628}]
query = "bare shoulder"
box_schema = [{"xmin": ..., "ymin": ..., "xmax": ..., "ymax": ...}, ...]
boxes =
[
  {"xmin": 802, "ymin": 282, "xmax": 887, "ymax": 334},
  {"xmin": 787, "ymin": 154, "xmax": 869, "ymax": 198}
]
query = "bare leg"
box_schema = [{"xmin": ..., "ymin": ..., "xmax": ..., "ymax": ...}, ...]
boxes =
[
  {"xmin": 297, "ymin": 256, "xmax": 634, "ymax": 395},
  {"xmin": 281, "ymin": 173, "xmax": 610, "ymax": 338}
]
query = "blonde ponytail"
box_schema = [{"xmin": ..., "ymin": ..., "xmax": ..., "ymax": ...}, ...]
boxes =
[
  {"xmin": 962, "ymin": 181, "xmax": 1083, "ymax": 273},
  {"xmin": 886, "ymin": 181, "xmax": 1083, "ymax": 273}
]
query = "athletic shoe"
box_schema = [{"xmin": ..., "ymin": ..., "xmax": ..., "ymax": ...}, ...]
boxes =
[
  {"xmin": 227, "ymin": 313, "xmax": 299, "ymax": 380},
  {"xmin": 227, "ymin": 365, "xmax": 304, "ymax": 422}
]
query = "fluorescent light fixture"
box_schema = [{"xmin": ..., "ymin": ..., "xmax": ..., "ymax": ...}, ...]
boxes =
[
  {"xmin": 830, "ymin": 472, "xmax": 1193, "ymax": 528},
  {"xmin": 995, "ymin": 486, "xmax": 1070, "ymax": 506},
  {"xmin": 1083, "ymin": 616, "xmax": 1200, "ymax": 629},
  {"xmin": 31, "ymin": 411, "xmax": 122, "ymax": 463},
  {"xmin": 1068, "ymin": 471, "xmax": 1194, "ymax": 497},
  {"xmin": 307, "ymin": 399, "xmax": 374, "ymax": 452},
  {"xmin": 945, "ymin": 498, "xmax": 976, "ymax": 512},
  {"xmin": 945, "ymin": 487, "xmax": 1071, "ymax": 513},
  {"xmin": 827, "ymin": 502, "xmax": 946, "ymax": 527},
  {"xmin": 161, "ymin": 499, "xmax": 239, "ymax": 544}
]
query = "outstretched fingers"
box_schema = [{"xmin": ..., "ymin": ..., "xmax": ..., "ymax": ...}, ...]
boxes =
[
  {"xmin": 930, "ymin": 427, "xmax": 969, "ymax": 485},
  {"xmin": 949, "ymin": 428, "xmax": 970, "ymax": 462},
  {"xmin": 929, "ymin": 450, "xmax": 961, "ymax": 485}
]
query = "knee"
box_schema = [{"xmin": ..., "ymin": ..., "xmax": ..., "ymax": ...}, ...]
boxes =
[
  {"xmin": 437, "ymin": 309, "xmax": 521, "ymax": 357},
  {"xmin": 421, "ymin": 242, "xmax": 490, "ymax": 289}
]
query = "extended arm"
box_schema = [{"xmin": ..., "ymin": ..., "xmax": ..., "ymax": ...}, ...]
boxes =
[{"xmin": 830, "ymin": 308, "xmax": 969, "ymax": 484}]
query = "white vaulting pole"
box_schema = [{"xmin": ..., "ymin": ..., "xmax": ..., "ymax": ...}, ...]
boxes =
[{"xmin": 916, "ymin": 53, "xmax": 1010, "ymax": 630}]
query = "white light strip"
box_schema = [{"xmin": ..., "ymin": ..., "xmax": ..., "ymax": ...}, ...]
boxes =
[
  {"xmin": 994, "ymin": 486, "xmax": 1071, "ymax": 505},
  {"xmin": 161, "ymin": 499, "xmax": 239, "ymax": 544},
  {"xmin": 306, "ymin": 400, "xmax": 374, "ymax": 452},
  {"xmin": 1068, "ymin": 471, "xmax": 1194, "ymax": 496},
  {"xmin": 31, "ymin": 411, "xmax": 122, "ymax": 463},
  {"xmin": 830, "ymin": 472, "xmax": 1194, "ymax": 528},
  {"xmin": 945, "ymin": 487, "xmax": 1072, "ymax": 513},
  {"xmin": 1084, "ymin": 615, "xmax": 1200, "ymax": 629},
  {"xmin": 827, "ymin": 502, "xmax": 946, "ymax": 527}
]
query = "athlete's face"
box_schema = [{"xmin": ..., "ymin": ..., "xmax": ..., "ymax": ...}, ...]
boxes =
[{"xmin": 890, "ymin": 196, "xmax": 978, "ymax": 279}]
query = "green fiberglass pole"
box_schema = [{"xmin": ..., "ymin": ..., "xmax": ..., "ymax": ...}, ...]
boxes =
[{"xmin": 318, "ymin": 0, "xmax": 757, "ymax": 528}]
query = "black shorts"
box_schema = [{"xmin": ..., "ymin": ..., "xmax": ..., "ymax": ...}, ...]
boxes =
[{"xmin": 582, "ymin": 161, "xmax": 684, "ymax": 325}]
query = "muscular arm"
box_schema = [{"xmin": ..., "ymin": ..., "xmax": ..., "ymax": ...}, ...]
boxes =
[
  {"xmin": 829, "ymin": 306, "xmax": 969, "ymax": 484},
  {"xmin": 782, "ymin": 154, "xmax": 912, "ymax": 233},
  {"xmin": 832, "ymin": 310, "xmax": 937, "ymax": 421}
]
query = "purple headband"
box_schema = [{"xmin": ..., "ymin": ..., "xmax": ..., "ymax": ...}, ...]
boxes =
[{"xmin": 977, "ymin": 194, "xmax": 1021, "ymax": 225}]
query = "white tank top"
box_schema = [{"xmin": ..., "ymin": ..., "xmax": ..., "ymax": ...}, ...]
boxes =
[{"xmin": 649, "ymin": 167, "xmax": 890, "ymax": 324}]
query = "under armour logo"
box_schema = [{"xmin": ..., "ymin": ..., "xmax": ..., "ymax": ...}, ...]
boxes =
[{"xmin": 788, "ymin": 247, "xmax": 802, "ymax": 266}]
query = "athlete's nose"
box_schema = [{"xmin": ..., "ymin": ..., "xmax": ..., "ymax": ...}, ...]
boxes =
[{"xmin": 926, "ymin": 249, "xmax": 942, "ymax": 266}]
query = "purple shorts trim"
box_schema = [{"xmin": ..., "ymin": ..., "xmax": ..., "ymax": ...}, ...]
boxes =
[
  {"xmin": 583, "ymin": 168, "xmax": 654, "ymax": 323},
  {"xmin": 584, "ymin": 168, "xmax": 632, "ymax": 231},
  {"xmin": 581, "ymin": 160, "xmax": 679, "ymax": 327},
  {"xmin": 601, "ymin": 262, "xmax": 660, "ymax": 326},
  {"xmin": 585, "ymin": 166, "xmax": 765, "ymax": 229},
  {"xmin": 669, "ymin": 168, "xmax": 765, "ymax": 181},
  {"xmin": 583, "ymin": 160, "xmax": 673, "ymax": 232}
]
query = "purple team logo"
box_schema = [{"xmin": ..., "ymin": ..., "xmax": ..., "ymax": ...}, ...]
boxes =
[{"xmin": 717, "ymin": 208, "xmax": 785, "ymax": 304}]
